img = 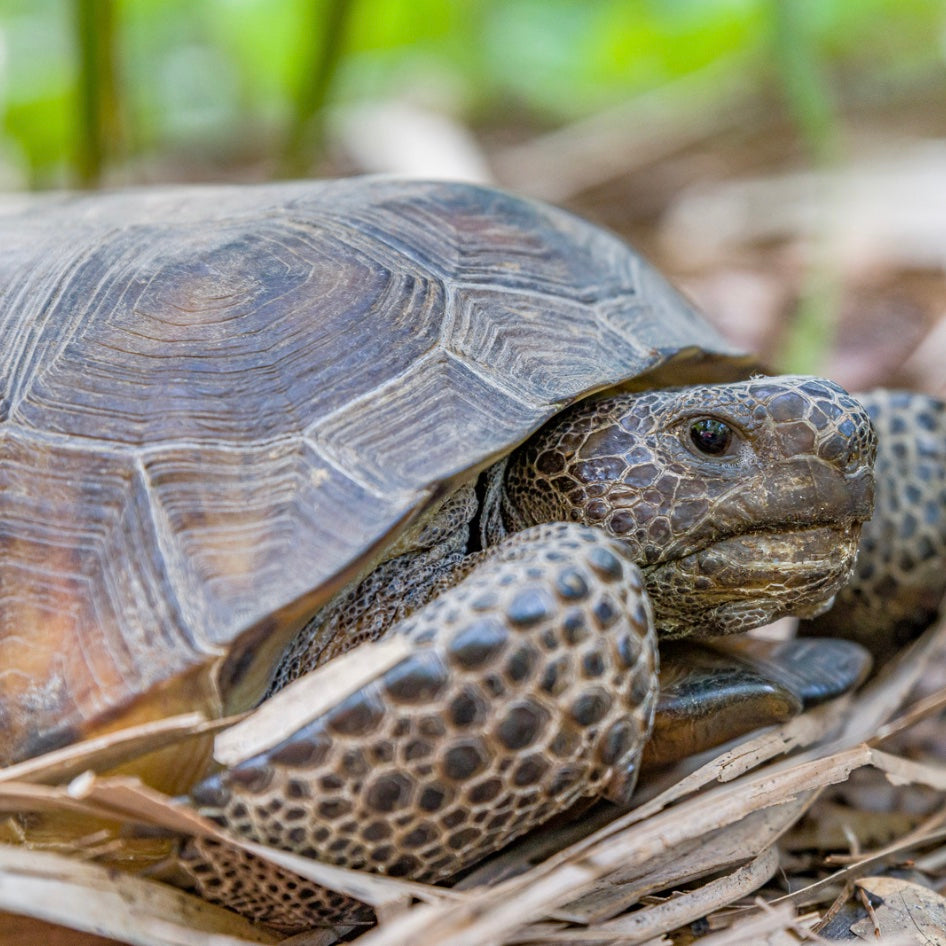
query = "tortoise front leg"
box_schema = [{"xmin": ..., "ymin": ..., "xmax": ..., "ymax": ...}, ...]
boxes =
[{"xmin": 181, "ymin": 522, "xmax": 658, "ymax": 928}]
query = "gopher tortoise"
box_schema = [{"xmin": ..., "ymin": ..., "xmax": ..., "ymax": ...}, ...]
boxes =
[{"xmin": 0, "ymin": 178, "xmax": 941, "ymax": 930}]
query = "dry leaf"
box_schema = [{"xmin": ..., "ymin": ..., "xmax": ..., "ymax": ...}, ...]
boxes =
[
  {"xmin": 851, "ymin": 876, "xmax": 946, "ymax": 943},
  {"xmin": 558, "ymin": 802, "xmax": 806, "ymax": 925},
  {"xmin": 544, "ymin": 846, "xmax": 781, "ymax": 945}
]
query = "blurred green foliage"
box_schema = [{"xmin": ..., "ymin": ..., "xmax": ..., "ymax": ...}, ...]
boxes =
[{"xmin": 0, "ymin": 0, "xmax": 944, "ymax": 187}]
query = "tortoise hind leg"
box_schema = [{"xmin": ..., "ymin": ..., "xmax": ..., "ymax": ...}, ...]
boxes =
[
  {"xmin": 801, "ymin": 390, "xmax": 946, "ymax": 661},
  {"xmin": 180, "ymin": 522, "xmax": 658, "ymax": 929}
]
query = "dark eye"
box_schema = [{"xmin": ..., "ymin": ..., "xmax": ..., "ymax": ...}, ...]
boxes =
[{"xmin": 689, "ymin": 418, "xmax": 733, "ymax": 456}]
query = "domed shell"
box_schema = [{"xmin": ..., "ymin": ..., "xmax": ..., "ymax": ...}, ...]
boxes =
[{"xmin": 0, "ymin": 178, "xmax": 749, "ymax": 768}]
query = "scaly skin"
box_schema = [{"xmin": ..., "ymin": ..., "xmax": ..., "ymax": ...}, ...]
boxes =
[
  {"xmin": 180, "ymin": 376, "xmax": 875, "ymax": 929},
  {"xmin": 184, "ymin": 524, "xmax": 656, "ymax": 928},
  {"xmin": 497, "ymin": 377, "xmax": 875, "ymax": 635},
  {"xmin": 802, "ymin": 390, "xmax": 946, "ymax": 659}
]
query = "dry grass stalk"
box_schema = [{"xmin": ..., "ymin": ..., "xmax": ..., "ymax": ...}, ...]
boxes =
[
  {"xmin": 0, "ymin": 843, "xmax": 277, "ymax": 946},
  {"xmin": 214, "ymin": 636, "xmax": 412, "ymax": 767},
  {"xmin": 344, "ymin": 746, "xmax": 876, "ymax": 946},
  {"xmin": 515, "ymin": 845, "xmax": 782, "ymax": 944},
  {"xmin": 687, "ymin": 901, "xmax": 808, "ymax": 945},
  {"xmin": 0, "ymin": 713, "xmax": 218, "ymax": 787}
]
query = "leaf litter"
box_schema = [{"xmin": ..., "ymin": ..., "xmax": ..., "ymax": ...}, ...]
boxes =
[{"xmin": 0, "ymin": 609, "xmax": 945, "ymax": 946}]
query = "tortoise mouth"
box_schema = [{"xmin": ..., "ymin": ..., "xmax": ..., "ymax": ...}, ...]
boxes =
[{"xmin": 642, "ymin": 522, "xmax": 862, "ymax": 638}]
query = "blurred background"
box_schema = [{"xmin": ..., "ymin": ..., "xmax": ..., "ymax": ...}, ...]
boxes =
[{"xmin": 2, "ymin": 0, "xmax": 946, "ymax": 390}]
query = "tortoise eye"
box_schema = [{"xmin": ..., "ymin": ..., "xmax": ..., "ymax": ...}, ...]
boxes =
[{"xmin": 689, "ymin": 418, "xmax": 733, "ymax": 456}]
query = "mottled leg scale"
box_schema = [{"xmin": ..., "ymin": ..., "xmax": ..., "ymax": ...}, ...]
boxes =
[
  {"xmin": 181, "ymin": 522, "xmax": 658, "ymax": 929},
  {"xmin": 802, "ymin": 390, "xmax": 946, "ymax": 659}
]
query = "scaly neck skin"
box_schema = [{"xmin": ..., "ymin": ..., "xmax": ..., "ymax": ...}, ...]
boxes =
[{"xmin": 491, "ymin": 376, "xmax": 876, "ymax": 638}]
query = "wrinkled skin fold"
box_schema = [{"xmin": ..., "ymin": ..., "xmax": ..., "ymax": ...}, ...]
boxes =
[{"xmin": 646, "ymin": 522, "xmax": 861, "ymax": 635}]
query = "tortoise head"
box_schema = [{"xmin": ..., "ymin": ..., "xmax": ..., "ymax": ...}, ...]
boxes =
[{"xmin": 501, "ymin": 376, "xmax": 877, "ymax": 637}]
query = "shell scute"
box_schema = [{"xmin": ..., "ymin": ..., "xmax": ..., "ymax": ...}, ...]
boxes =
[
  {"xmin": 11, "ymin": 221, "xmax": 444, "ymax": 445},
  {"xmin": 0, "ymin": 178, "xmax": 745, "ymax": 764}
]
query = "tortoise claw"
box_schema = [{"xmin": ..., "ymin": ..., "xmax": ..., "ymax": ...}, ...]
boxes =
[{"xmin": 644, "ymin": 636, "xmax": 871, "ymax": 767}]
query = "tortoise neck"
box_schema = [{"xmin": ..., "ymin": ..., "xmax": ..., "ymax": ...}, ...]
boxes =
[{"xmin": 477, "ymin": 457, "xmax": 515, "ymax": 549}]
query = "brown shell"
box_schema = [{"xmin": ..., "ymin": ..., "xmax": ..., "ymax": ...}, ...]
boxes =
[{"xmin": 0, "ymin": 178, "xmax": 749, "ymax": 766}]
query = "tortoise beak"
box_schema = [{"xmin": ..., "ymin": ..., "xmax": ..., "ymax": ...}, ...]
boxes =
[{"xmin": 765, "ymin": 455, "xmax": 874, "ymax": 529}]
